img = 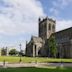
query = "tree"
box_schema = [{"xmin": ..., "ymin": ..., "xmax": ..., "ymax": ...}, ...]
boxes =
[
  {"xmin": 48, "ymin": 35, "xmax": 57, "ymax": 58},
  {"xmin": 9, "ymin": 49, "xmax": 18, "ymax": 56},
  {"xmin": 1, "ymin": 48, "xmax": 7, "ymax": 56}
]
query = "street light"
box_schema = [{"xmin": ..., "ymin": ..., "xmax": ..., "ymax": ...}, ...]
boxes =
[
  {"xmin": 19, "ymin": 43, "xmax": 22, "ymax": 62},
  {"xmin": 6, "ymin": 47, "xmax": 8, "ymax": 56}
]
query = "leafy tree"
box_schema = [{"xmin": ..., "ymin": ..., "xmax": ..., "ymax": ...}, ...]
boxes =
[
  {"xmin": 1, "ymin": 48, "xmax": 7, "ymax": 56},
  {"xmin": 48, "ymin": 35, "xmax": 57, "ymax": 58},
  {"xmin": 9, "ymin": 49, "xmax": 18, "ymax": 56}
]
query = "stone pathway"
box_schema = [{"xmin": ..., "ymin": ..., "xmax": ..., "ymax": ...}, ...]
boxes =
[{"xmin": 0, "ymin": 62, "xmax": 72, "ymax": 68}]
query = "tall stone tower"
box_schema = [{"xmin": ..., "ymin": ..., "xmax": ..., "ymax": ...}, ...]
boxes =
[{"xmin": 38, "ymin": 17, "xmax": 56, "ymax": 40}]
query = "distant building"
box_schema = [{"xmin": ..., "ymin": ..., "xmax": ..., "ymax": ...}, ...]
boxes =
[{"xmin": 25, "ymin": 17, "xmax": 72, "ymax": 58}]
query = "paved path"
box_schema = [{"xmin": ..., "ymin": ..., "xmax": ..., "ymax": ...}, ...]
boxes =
[
  {"xmin": 46, "ymin": 63, "xmax": 72, "ymax": 67},
  {"xmin": 0, "ymin": 62, "xmax": 72, "ymax": 68}
]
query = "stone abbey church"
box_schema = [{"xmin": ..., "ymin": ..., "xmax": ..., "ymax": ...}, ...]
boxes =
[{"xmin": 25, "ymin": 17, "xmax": 72, "ymax": 58}]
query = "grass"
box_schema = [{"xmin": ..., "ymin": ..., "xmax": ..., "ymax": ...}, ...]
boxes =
[
  {"xmin": 0, "ymin": 67, "xmax": 72, "ymax": 72},
  {"xmin": 0, "ymin": 56, "xmax": 72, "ymax": 63}
]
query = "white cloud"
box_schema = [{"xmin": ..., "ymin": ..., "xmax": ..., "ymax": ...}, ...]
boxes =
[
  {"xmin": 50, "ymin": 8, "xmax": 59, "ymax": 16},
  {"xmin": 50, "ymin": 0, "xmax": 72, "ymax": 16},
  {"xmin": 56, "ymin": 20, "xmax": 72, "ymax": 31},
  {"xmin": 0, "ymin": 0, "xmax": 46, "ymax": 49},
  {"xmin": 0, "ymin": 0, "xmax": 72, "ymax": 50},
  {"xmin": 0, "ymin": 0, "xmax": 45, "ymax": 35}
]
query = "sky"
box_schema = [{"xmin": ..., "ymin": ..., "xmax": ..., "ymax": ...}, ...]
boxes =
[{"xmin": 0, "ymin": 0, "xmax": 72, "ymax": 50}]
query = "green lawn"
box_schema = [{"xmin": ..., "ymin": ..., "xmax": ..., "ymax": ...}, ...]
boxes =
[
  {"xmin": 0, "ymin": 67, "xmax": 72, "ymax": 72},
  {"xmin": 0, "ymin": 56, "xmax": 72, "ymax": 63}
]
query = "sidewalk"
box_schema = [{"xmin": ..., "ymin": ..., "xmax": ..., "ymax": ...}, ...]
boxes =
[{"xmin": 0, "ymin": 62, "xmax": 72, "ymax": 68}]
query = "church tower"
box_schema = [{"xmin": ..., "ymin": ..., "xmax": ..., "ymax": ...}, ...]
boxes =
[{"xmin": 38, "ymin": 17, "xmax": 56, "ymax": 40}]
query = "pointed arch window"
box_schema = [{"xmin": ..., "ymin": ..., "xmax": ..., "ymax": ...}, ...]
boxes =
[
  {"xmin": 52, "ymin": 25, "xmax": 55, "ymax": 31},
  {"xmin": 49, "ymin": 23, "xmax": 51, "ymax": 30}
]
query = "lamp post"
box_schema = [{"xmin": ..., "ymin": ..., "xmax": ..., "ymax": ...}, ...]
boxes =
[
  {"xmin": 19, "ymin": 43, "xmax": 22, "ymax": 62},
  {"xmin": 6, "ymin": 47, "xmax": 8, "ymax": 56}
]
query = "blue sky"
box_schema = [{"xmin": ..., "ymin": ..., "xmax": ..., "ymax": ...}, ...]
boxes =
[{"xmin": 0, "ymin": 0, "xmax": 72, "ymax": 50}]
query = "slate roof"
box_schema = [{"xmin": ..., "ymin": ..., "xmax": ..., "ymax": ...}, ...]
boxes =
[{"xmin": 31, "ymin": 36, "xmax": 43, "ymax": 43}]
